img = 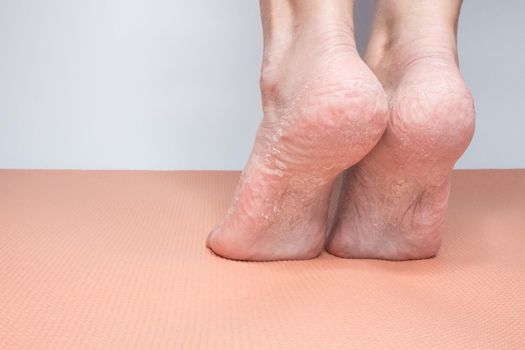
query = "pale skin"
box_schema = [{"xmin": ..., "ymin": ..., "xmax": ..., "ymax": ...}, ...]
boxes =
[{"xmin": 206, "ymin": 0, "xmax": 475, "ymax": 261}]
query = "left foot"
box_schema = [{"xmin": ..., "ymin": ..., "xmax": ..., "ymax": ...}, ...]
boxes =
[
  {"xmin": 326, "ymin": 1, "xmax": 476, "ymax": 260},
  {"xmin": 207, "ymin": 1, "xmax": 388, "ymax": 261}
]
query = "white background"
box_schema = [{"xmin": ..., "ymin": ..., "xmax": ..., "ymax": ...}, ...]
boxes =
[{"xmin": 1, "ymin": 0, "xmax": 524, "ymax": 170}]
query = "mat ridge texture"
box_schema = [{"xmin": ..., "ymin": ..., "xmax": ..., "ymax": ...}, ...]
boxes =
[{"xmin": 1, "ymin": 170, "xmax": 524, "ymax": 349}]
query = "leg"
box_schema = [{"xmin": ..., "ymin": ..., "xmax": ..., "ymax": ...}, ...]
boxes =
[
  {"xmin": 206, "ymin": 0, "xmax": 388, "ymax": 261},
  {"xmin": 327, "ymin": 0, "xmax": 475, "ymax": 260}
]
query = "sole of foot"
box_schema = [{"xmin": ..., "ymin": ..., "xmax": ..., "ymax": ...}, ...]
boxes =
[{"xmin": 326, "ymin": 50, "xmax": 475, "ymax": 260}]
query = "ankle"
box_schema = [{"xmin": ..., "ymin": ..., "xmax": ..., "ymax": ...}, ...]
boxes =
[
  {"xmin": 259, "ymin": 0, "xmax": 356, "ymax": 57},
  {"xmin": 260, "ymin": 0, "xmax": 355, "ymax": 33},
  {"xmin": 369, "ymin": 0, "xmax": 461, "ymax": 43},
  {"xmin": 366, "ymin": 26, "xmax": 458, "ymax": 67},
  {"xmin": 365, "ymin": 1, "xmax": 461, "ymax": 84},
  {"xmin": 259, "ymin": 0, "xmax": 361, "ymax": 107}
]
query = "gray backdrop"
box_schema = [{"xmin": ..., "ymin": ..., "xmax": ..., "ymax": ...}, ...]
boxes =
[{"xmin": 1, "ymin": 0, "xmax": 523, "ymax": 170}]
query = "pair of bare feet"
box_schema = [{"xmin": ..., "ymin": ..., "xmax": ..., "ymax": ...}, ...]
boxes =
[{"xmin": 207, "ymin": 0, "xmax": 475, "ymax": 261}]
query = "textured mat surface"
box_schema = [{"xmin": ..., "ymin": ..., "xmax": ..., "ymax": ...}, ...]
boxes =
[{"xmin": 1, "ymin": 169, "xmax": 524, "ymax": 349}]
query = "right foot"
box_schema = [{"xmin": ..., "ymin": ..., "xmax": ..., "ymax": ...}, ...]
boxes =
[
  {"xmin": 206, "ymin": 0, "xmax": 388, "ymax": 261},
  {"xmin": 326, "ymin": 0, "xmax": 476, "ymax": 260}
]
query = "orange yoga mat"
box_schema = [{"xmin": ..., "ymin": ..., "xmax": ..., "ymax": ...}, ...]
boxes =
[{"xmin": 1, "ymin": 169, "xmax": 524, "ymax": 349}]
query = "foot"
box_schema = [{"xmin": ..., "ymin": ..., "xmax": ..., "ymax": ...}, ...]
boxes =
[
  {"xmin": 326, "ymin": 0, "xmax": 475, "ymax": 260},
  {"xmin": 206, "ymin": 0, "xmax": 388, "ymax": 261}
]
